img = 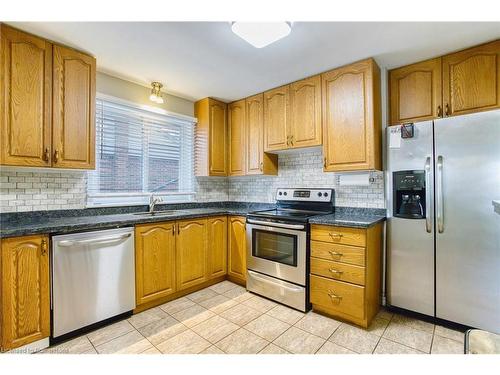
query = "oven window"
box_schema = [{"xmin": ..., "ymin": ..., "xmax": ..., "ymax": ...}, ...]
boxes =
[{"xmin": 252, "ymin": 230, "xmax": 297, "ymax": 267}]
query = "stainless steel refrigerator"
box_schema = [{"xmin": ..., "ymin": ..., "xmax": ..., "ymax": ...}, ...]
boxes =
[{"xmin": 386, "ymin": 109, "xmax": 500, "ymax": 333}]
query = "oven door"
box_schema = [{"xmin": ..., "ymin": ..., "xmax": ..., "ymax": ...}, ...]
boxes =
[{"xmin": 246, "ymin": 219, "xmax": 307, "ymax": 286}]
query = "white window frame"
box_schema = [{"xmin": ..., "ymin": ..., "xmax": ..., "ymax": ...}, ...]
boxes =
[{"xmin": 87, "ymin": 93, "xmax": 197, "ymax": 208}]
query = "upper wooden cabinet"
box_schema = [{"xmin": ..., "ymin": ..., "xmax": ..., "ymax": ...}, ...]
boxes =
[
  {"xmin": 322, "ymin": 58, "xmax": 382, "ymax": 172},
  {"xmin": 1, "ymin": 235, "xmax": 50, "ymax": 351},
  {"xmin": 228, "ymin": 99, "xmax": 246, "ymax": 176},
  {"xmin": 389, "ymin": 58, "xmax": 442, "ymax": 125},
  {"xmin": 1, "ymin": 25, "xmax": 52, "ymax": 167},
  {"xmin": 264, "ymin": 85, "xmax": 289, "ymax": 151},
  {"xmin": 135, "ymin": 222, "xmax": 176, "ymax": 307},
  {"xmin": 289, "ymin": 75, "xmax": 322, "ymax": 149},
  {"xmin": 0, "ymin": 24, "xmax": 96, "ymax": 169},
  {"xmin": 227, "ymin": 216, "xmax": 247, "ymax": 284},
  {"xmin": 52, "ymin": 45, "xmax": 96, "ymax": 169},
  {"xmin": 246, "ymin": 94, "xmax": 278, "ymax": 175},
  {"xmin": 176, "ymin": 218, "xmax": 208, "ymax": 291},
  {"xmin": 194, "ymin": 98, "xmax": 228, "ymax": 176},
  {"xmin": 442, "ymin": 39, "xmax": 500, "ymax": 117},
  {"xmin": 207, "ymin": 216, "xmax": 228, "ymax": 279}
]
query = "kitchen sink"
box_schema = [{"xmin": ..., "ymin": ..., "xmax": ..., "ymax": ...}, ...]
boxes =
[{"xmin": 132, "ymin": 211, "xmax": 177, "ymax": 217}]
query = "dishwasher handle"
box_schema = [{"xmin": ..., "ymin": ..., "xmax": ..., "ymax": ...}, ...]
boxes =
[{"xmin": 56, "ymin": 232, "xmax": 132, "ymax": 247}]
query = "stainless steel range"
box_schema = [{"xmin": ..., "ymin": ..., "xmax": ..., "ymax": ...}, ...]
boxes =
[{"xmin": 246, "ymin": 188, "xmax": 334, "ymax": 311}]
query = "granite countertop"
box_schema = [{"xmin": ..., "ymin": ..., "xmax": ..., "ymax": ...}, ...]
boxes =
[{"xmin": 0, "ymin": 202, "xmax": 386, "ymax": 238}]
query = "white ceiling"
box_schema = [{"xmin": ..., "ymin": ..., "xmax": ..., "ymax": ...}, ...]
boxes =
[{"xmin": 10, "ymin": 22, "xmax": 500, "ymax": 102}]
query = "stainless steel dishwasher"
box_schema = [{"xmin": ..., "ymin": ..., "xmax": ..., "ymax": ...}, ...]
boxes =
[{"xmin": 52, "ymin": 227, "xmax": 136, "ymax": 339}]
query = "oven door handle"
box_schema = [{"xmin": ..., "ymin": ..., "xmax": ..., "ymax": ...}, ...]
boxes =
[
  {"xmin": 246, "ymin": 219, "xmax": 305, "ymax": 230},
  {"xmin": 248, "ymin": 270, "xmax": 304, "ymax": 292}
]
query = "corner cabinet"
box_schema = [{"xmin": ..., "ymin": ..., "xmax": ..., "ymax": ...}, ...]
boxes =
[
  {"xmin": 228, "ymin": 99, "xmax": 246, "ymax": 176},
  {"xmin": 0, "ymin": 24, "xmax": 96, "ymax": 169},
  {"xmin": 227, "ymin": 216, "xmax": 247, "ymax": 284},
  {"xmin": 194, "ymin": 98, "xmax": 228, "ymax": 176},
  {"xmin": 1, "ymin": 235, "xmax": 50, "ymax": 351},
  {"xmin": 135, "ymin": 222, "xmax": 176, "ymax": 306},
  {"xmin": 322, "ymin": 58, "xmax": 382, "ymax": 172}
]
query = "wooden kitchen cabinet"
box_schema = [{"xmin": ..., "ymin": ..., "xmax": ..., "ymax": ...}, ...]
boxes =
[
  {"xmin": 289, "ymin": 75, "xmax": 322, "ymax": 148},
  {"xmin": 442, "ymin": 39, "xmax": 500, "ymax": 117},
  {"xmin": 207, "ymin": 216, "xmax": 228, "ymax": 279},
  {"xmin": 389, "ymin": 57, "xmax": 443, "ymax": 125},
  {"xmin": 176, "ymin": 218, "xmax": 208, "ymax": 291},
  {"xmin": 264, "ymin": 85, "xmax": 289, "ymax": 151},
  {"xmin": 228, "ymin": 99, "xmax": 246, "ymax": 176},
  {"xmin": 0, "ymin": 24, "xmax": 96, "ymax": 169},
  {"xmin": 322, "ymin": 58, "xmax": 382, "ymax": 172},
  {"xmin": 246, "ymin": 94, "xmax": 278, "ymax": 175},
  {"xmin": 135, "ymin": 222, "xmax": 176, "ymax": 306},
  {"xmin": 1, "ymin": 235, "xmax": 50, "ymax": 351},
  {"xmin": 0, "ymin": 24, "xmax": 52, "ymax": 167},
  {"xmin": 194, "ymin": 98, "xmax": 228, "ymax": 176},
  {"xmin": 310, "ymin": 223, "xmax": 382, "ymax": 328},
  {"xmin": 227, "ymin": 216, "xmax": 247, "ymax": 284}
]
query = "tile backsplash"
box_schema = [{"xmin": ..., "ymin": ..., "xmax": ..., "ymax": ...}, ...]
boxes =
[{"xmin": 1, "ymin": 148, "xmax": 385, "ymax": 213}]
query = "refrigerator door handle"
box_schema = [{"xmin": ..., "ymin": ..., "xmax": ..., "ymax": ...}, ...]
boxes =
[
  {"xmin": 437, "ymin": 155, "xmax": 444, "ymax": 233},
  {"xmin": 425, "ymin": 157, "xmax": 432, "ymax": 233}
]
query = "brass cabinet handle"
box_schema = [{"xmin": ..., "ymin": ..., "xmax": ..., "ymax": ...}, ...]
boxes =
[
  {"xmin": 177, "ymin": 223, "xmax": 180, "ymax": 235},
  {"xmin": 437, "ymin": 105, "xmax": 442, "ymax": 117},
  {"xmin": 259, "ymin": 162, "xmax": 263, "ymax": 171},
  {"xmin": 172, "ymin": 225, "xmax": 175, "ymax": 235},
  {"xmin": 327, "ymin": 290, "xmax": 342, "ymax": 301},
  {"xmin": 41, "ymin": 239, "xmax": 48, "ymax": 256},
  {"xmin": 328, "ymin": 250, "xmax": 343, "ymax": 257},
  {"xmin": 329, "ymin": 232, "xmax": 343, "ymax": 241},
  {"xmin": 286, "ymin": 135, "xmax": 290, "ymax": 146},
  {"xmin": 323, "ymin": 157, "xmax": 327, "ymax": 168},
  {"xmin": 43, "ymin": 147, "xmax": 50, "ymax": 162},
  {"xmin": 290, "ymin": 135, "xmax": 294, "ymax": 146},
  {"xmin": 54, "ymin": 149, "xmax": 59, "ymax": 163},
  {"xmin": 329, "ymin": 268, "xmax": 343, "ymax": 275},
  {"xmin": 445, "ymin": 103, "xmax": 450, "ymax": 116}
]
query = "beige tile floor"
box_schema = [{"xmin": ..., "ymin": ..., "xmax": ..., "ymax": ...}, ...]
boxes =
[{"xmin": 41, "ymin": 281, "xmax": 465, "ymax": 354}]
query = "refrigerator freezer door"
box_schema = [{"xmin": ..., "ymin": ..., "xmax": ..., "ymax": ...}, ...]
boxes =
[
  {"xmin": 435, "ymin": 110, "xmax": 500, "ymax": 333},
  {"xmin": 386, "ymin": 121, "xmax": 435, "ymax": 316}
]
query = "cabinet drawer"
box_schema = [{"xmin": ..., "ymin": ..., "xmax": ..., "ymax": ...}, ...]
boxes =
[
  {"xmin": 310, "ymin": 257, "xmax": 365, "ymax": 286},
  {"xmin": 310, "ymin": 241, "xmax": 365, "ymax": 266},
  {"xmin": 311, "ymin": 225, "xmax": 366, "ymax": 247},
  {"xmin": 310, "ymin": 275, "xmax": 365, "ymax": 319}
]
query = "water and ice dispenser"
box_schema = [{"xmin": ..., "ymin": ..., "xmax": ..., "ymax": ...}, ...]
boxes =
[{"xmin": 392, "ymin": 170, "xmax": 426, "ymax": 219}]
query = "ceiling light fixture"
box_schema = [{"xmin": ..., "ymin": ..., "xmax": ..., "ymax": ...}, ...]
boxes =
[
  {"xmin": 149, "ymin": 82, "xmax": 164, "ymax": 104},
  {"xmin": 231, "ymin": 22, "xmax": 292, "ymax": 48}
]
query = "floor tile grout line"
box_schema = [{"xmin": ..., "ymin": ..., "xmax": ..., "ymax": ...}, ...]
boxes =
[
  {"xmin": 371, "ymin": 315, "xmax": 392, "ymax": 353},
  {"xmin": 380, "ymin": 336, "xmax": 428, "ymax": 354}
]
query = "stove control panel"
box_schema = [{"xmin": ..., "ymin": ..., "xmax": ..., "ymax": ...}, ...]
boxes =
[{"xmin": 276, "ymin": 188, "xmax": 333, "ymax": 202}]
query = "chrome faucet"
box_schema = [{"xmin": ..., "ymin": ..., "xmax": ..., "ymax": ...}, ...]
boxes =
[{"xmin": 149, "ymin": 194, "xmax": 163, "ymax": 213}]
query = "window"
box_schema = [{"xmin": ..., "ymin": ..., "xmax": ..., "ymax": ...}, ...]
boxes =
[{"xmin": 87, "ymin": 95, "xmax": 196, "ymax": 207}]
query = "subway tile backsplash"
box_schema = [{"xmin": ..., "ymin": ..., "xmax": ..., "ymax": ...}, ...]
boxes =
[{"xmin": 1, "ymin": 148, "xmax": 385, "ymax": 213}]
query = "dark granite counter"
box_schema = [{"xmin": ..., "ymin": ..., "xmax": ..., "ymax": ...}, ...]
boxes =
[
  {"xmin": 308, "ymin": 207, "xmax": 386, "ymax": 228},
  {"xmin": 0, "ymin": 203, "xmax": 386, "ymax": 238}
]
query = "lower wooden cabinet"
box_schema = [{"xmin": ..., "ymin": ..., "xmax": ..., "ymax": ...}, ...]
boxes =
[
  {"xmin": 310, "ymin": 223, "xmax": 382, "ymax": 328},
  {"xmin": 227, "ymin": 216, "xmax": 247, "ymax": 284},
  {"xmin": 1, "ymin": 235, "xmax": 50, "ymax": 351},
  {"xmin": 176, "ymin": 218, "xmax": 208, "ymax": 291},
  {"xmin": 135, "ymin": 222, "xmax": 176, "ymax": 306},
  {"xmin": 207, "ymin": 216, "xmax": 228, "ymax": 279}
]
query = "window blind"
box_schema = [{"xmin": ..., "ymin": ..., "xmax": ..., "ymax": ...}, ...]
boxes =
[{"xmin": 87, "ymin": 97, "xmax": 195, "ymax": 207}]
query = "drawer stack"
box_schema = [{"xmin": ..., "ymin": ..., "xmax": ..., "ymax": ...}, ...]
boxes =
[{"xmin": 309, "ymin": 223, "xmax": 382, "ymax": 328}]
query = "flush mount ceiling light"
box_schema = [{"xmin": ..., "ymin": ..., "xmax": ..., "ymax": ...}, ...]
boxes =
[
  {"xmin": 231, "ymin": 22, "xmax": 292, "ymax": 48},
  {"xmin": 149, "ymin": 82, "xmax": 164, "ymax": 104}
]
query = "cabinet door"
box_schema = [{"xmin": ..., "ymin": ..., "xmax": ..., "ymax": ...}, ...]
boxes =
[
  {"xmin": 228, "ymin": 100, "xmax": 246, "ymax": 176},
  {"xmin": 1, "ymin": 235, "xmax": 50, "ymax": 350},
  {"xmin": 52, "ymin": 45, "xmax": 96, "ymax": 169},
  {"xmin": 264, "ymin": 85, "xmax": 289, "ymax": 151},
  {"xmin": 443, "ymin": 40, "xmax": 500, "ymax": 117},
  {"xmin": 228, "ymin": 216, "xmax": 247, "ymax": 282},
  {"xmin": 246, "ymin": 94, "xmax": 264, "ymax": 174},
  {"xmin": 176, "ymin": 219, "xmax": 207, "ymax": 290},
  {"xmin": 389, "ymin": 58, "xmax": 442, "ymax": 125},
  {"xmin": 322, "ymin": 59, "xmax": 381, "ymax": 172},
  {"xmin": 207, "ymin": 216, "xmax": 227, "ymax": 279},
  {"xmin": 289, "ymin": 75, "xmax": 322, "ymax": 148},
  {"xmin": 1, "ymin": 25, "xmax": 52, "ymax": 167},
  {"xmin": 135, "ymin": 223, "xmax": 176, "ymax": 306},
  {"xmin": 209, "ymin": 99, "xmax": 228, "ymax": 176}
]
